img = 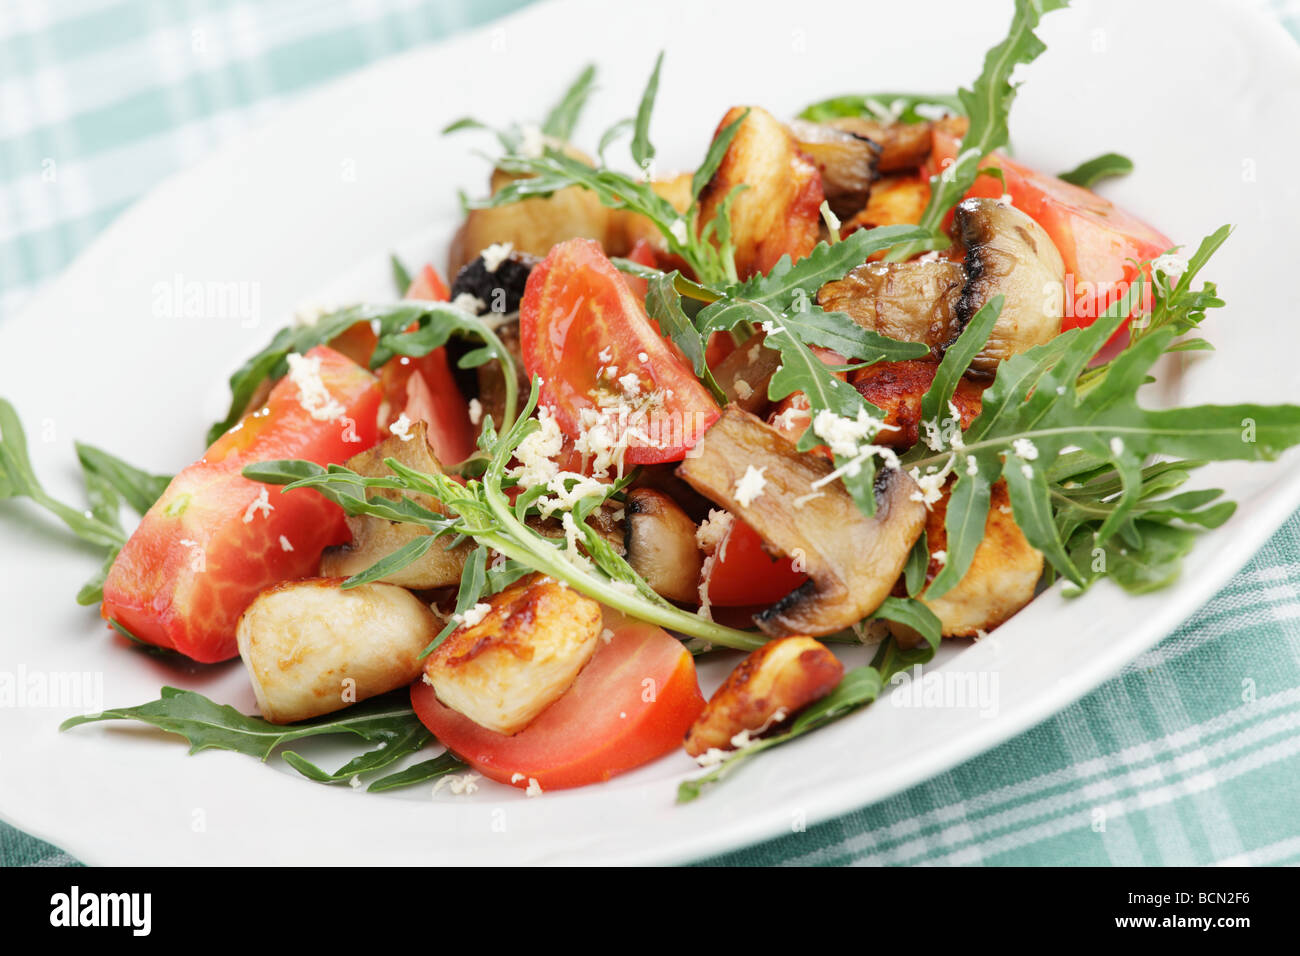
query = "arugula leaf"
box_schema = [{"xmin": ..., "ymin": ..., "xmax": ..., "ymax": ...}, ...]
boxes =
[
  {"xmin": 282, "ymin": 722, "xmax": 433, "ymax": 784},
  {"xmin": 799, "ymin": 91, "xmax": 966, "ymax": 124},
  {"xmin": 630, "ymin": 53, "xmax": 663, "ymax": 170},
  {"xmin": 1058, "ymin": 151, "xmax": 1133, "ymax": 188},
  {"xmin": 390, "ymin": 253, "xmax": 412, "ymax": 296},
  {"xmin": 75, "ymin": 442, "xmax": 171, "ymax": 516},
  {"xmin": 61, "ymin": 687, "xmax": 426, "ymax": 763},
  {"xmin": 691, "ymin": 108, "xmax": 747, "ymax": 199},
  {"xmin": 888, "ymin": 0, "xmax": 1070, "ymax": 259},
  {"xmin": 368, "ymin": 751, "xmax": 467, "ymax": 792},
  {"xmin": 542, "ymin": 63, "xmax": 597, "ymax": 141},
  {"xmin": 644, "ymin": 271, "xmax": 726, "ymax": 404}
]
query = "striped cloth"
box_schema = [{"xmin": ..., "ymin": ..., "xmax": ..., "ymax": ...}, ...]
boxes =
[{"xmin": 2, "ymin": 0, "xmax": 1299, "ymax": 867}]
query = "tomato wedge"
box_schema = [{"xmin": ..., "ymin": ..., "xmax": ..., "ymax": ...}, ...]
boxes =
[
  {"xmin": 702, "ymin": 517, "xmax": 807, "ymax": 607},
  {"xmin": 405, "ymin": 263, "xmax": 451, "ymax": 302},
  {"xmin": 520, "ymin": 238, "xmax": 720, "ymax": 465},
  {"xmin": 930, "ymin": 129, "xmax": 1172, "ymax": 345},
  {"xmin": 101, "ymin": 346, "xmax": 382, "ymax": 663},
  {"xmin": 410, "ymin": 609, "xmax": 705, "ymax": 790}
]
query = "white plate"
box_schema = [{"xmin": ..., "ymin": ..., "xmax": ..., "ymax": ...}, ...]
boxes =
[{"xmin": 2, "ymin": 0, "xmax": 1298, "ymax": 866}]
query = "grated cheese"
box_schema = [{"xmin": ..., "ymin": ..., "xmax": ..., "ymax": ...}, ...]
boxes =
[
  {"xmin": 481, "ymin": 242, "xmax": 514, "ymax": 272},
  {"xmin": 733, "ymin": 465, "xmax": 768, "ymax": 506},
  {"xmin": 389, "ymin": 413, "xmax": 415, "ymax": 441},
  {"xmin": 242, "ymin": 488, "xmax": 274, "ymax": 523},
  {"xmin": 286, "ymin": 352, "xmax": 346, "ymax": 422}
]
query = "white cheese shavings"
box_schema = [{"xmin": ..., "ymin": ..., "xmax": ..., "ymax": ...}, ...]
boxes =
[
  {"xmin": 242, "ymin": 488, "xmax": 273, "ymax": 523},
  {"xmin": 1109, "ymin": 436, "xmax": 1125, "ymax": 456},
  {"xmin": 452, "ymin": 602, "xmax": 492, "ymax": 629},
  {"xmin": 525, "ymin": 778, "xmax": 543, "ymax": 797},
  {"xmin": 1020, "ymin": 463, "xmax": 1034, "ymax": 479},
  {"xmin": 669, "ymin": 218, "xmax": 688, "ymax": 244},
  {"xmin": 733, "ymin": 465, "xmax": 768, "ymax": 507},
  {"xmin": 617, "ymin": 372, "xmax": 642, "ymax": 396},
  {"xmin": 811, "ymin": 407, "xmax": 894, "ymax": 459},
  {"xmin": 510, "ymin": 405, "xmax": 564, "ymax": 488},
  {"xmin": 966, "ymin": 455, "xmax": 980, "ymax": 476},
  {"xmin": 771, "ymin": 405, "xmax": 809, "ymax": 431},
  {"xmin": 733, "ymin": 378, "xmax": 753, "ymax": 401},
  {"xmin": 432, "ymin": 771, "xmax": 482, "ymax": 796},
  {"xmin": 451, "ymin": 292, "xmax": 485, "ymax": 315},
  {"xmin": 519, "ymin": 124, "xmax": 545, "ymax": 158},
  {"xmin": 286, "ymin": 352, "xmax": 346, "ymax": 422},
  {"xmin": 597, "ymin": 346, "xmax": 614, "ymax": 363},
  {"xmin": 468, "ymin": 398, "xmax": 483, "ymax": 426},
  {"xmin": 908, "ymin": 455, "xmax": 955, "ymax": 508},
  {"xmin": 279, "ymin": 535, "xmax": 294, "ymax": 552},
  {"xmin": 481, "ymin": 241, "xmax": 514, "ymax": 272},
  {"xmin": 792, "ymin": 490, "xmax": 825, "ymax": 509},
  {"xmin": 1152, "ymin": 253, "xmax": 1188, "ymax": 277},
  {"xmin": 695, "ymin": 509, "xmax": 734, "ymax": 555},
  {"xmin": 390, "ymin": 413, "xmax": 415, "ymax": 441},
  {"xmin": 932, "ymin": 550, "xmax": 948, "ymax": 565},
  {"xmin": 1011, "ymin": 438, "xmax": 1039, "ymax": 461}
]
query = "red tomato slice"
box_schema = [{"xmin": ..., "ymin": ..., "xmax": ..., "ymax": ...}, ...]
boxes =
[
  {"xmin": 101, "ymin": 346, "xmax": 382, "ymax": 663},
  {"xmin": 621, "ymin": 237, "xmax": 658, "ymax": 301},
  {"xmin": 520, "ymin": 238, "xmax": 720, "ymax": 465},
  {"xmin": 930, "ymin": 129, "xmax": 1172, "ymax": 346},
  {"xmin": 399, "ymin": 352, "xmax": 478, "ymax": 465},
  {"xmin": 410, "ymin": 609, "xmax": 705, "ymax": 790},
  {"xmin": 702, "ymin": 518, "xmax": 807, "ymax": 607},
  {"xmin": 405, "ymin": 263, "xmax": 450, "ymax": 303}
]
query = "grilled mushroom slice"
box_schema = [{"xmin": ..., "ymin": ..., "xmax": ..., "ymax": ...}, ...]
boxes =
[
  {"xmin": 623, "ymin": 489, "xmax": 703, "ymax": 604},
  {"xmin": 817, "ymin": 258, "xmax": 965, "ymax": 355},
  {"xmin": 954, "ymin": 197, "xmax": 1066, "ymax": 376},
  {"xmin": 319, "ymin": 423, "xmax": 470, "ymax": 588},
  {"xmin": 788, "ymin": 119, "xmax": 880, "ymax": 220},
  {"xmin": 825, "ymin": 117, "xmax": 934, "ymax": 172},
  {"xmin": 677, "ymin": 406, "xmax": 926, "ymax": 637}
]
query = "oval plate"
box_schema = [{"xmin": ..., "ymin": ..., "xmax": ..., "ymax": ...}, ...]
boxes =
[{"xmin": 2, "ymin": 0, "xmax": 1298, "ymax": 865}]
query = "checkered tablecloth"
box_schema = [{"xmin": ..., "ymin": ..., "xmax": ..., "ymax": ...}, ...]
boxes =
[{"xmin": 3, "ymin": 0, "xmax": 1299, "ymax": 867}]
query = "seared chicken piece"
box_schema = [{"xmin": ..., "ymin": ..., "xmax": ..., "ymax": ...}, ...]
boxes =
[
  {"xmin": 818, "ymin": 257, "xmax": 965, "ymax": 356},
  {"xmin": 697, "ymin": 106, "xmax": 824, "ymax": 279},
  {"xmin": 843, "ymin": 175, "xmax": 930, "ymax": 232},
  {"xmin": 448, "ymin": 147, "xmax": 615, "ymax": 276},
  {"xmin": 913, "ymin": 479, "xmax": 1043, "ymax": 637},
  {"xmin": 320, "ymin": 424, "xmax": 470, "ymax": 589},
  {"xmin": 623, "ymin": 489, "xmax": 703, "ymax": 604},
  {"xmin": 610, "ymin": 172, "xmax": 694, "ymax": 255},
  {"xmin": 423, "ymin": 574, "xmax": 602, "ymax": 735},
  {"xmin": 678, "ymin": 406, "xmax": 925, "ymax": 637},
  {"xmin": 954, "ymin": 198, "xmax": 1066, "ymax": 376},
  {"xmin": 684, "ymin": 636, "xmax": 843, "ymax": 757},
  {"xmin": 849, "ymin": 360, "xmax": 985, "ymax": 449},
  {"xmin": 237, "ymin": 578, "xmax": 439, "ymax": 724}
]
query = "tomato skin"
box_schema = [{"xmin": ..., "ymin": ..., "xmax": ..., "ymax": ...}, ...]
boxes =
[
  {"xmin": 703, "ymin": 518, "xmax": 807, "ymax": 607},
  {"xmin": 520, "ymin": 239, "xmax": 720, "ymax": 465},
  {"xmin": 101, "ymin": 346, "xmax": 382, "ymax": 663},
  {"xmin": 930, "ymin": 130, "xmax": 1172, "ymax": 346},
  {"xmin": 405, "ymin": 263, "xmax": 451, "ymax": 303},
  {"xmin": 620, "ymin": 238, "xmax": 658, "ymax": 301},
  {"xmin": 410, "ymin": 610, "xmax": 705, "ymax": 790}
]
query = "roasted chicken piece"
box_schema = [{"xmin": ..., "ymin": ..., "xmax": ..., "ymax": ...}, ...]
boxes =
[
  {"xmin": 954, "ymin": 197, "xmax": 1066, "ymax": 376},
  {"xmin": 448, "ymin": 147, "xmax": 615, "ymax": 277},
  {"xmin": 842, "ymin": 175, "xmax": 930, "ymax": 232},
  {"xmin": 908, "ymin": 479, "xmax": 1043, "ymax": 637},
  {"xmin": 320, "ymin": 424, "xmax": 471, "ymax": 588},
  {"xmin": 697, "ymin": 106, "xmax": 824, "ymax": 279},
  {"xmin": 237, "ymin": 578, "xmax": 439, "ymax": 723},
  {"xmin": 849, "ymin": 360, "xmax": 985, "ymax": 449},
  {"xmin": 422, "ymin": 574, "xmax": 602, "ymax": 735},
  {"xmin": 623, "ymin": 489, "xmax": 703, "ymax": 604},
  {"xmin": 678, "ymin": 406, "xmax": 925, "ymax": 637},
  {"xmin": 818, "ymin": 257, "xmax": 964, "ymax": 356},
  {"xmin": 684, "ymin": 636, "xmax": 843, "ymax": 757}
]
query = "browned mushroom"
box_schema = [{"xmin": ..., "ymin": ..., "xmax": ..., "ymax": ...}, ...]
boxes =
[
  {"xmin": 623, "ymin": 489, "xmax": 703, "ymax": 604},
  {"xmin": 788, "ymin": 119, "xmax": 880, "ymax": 220},
  {"xmin": 954, "ymin": 197, "xmax": 1066, "ymax": 376},
  {"xmin": 826, "ymin": 115, "xmax": 968, "ymax": 173},
  {"xmin": 818, "ymin": 257, "xmax": 965, "ymax": 356},
  {"xmin": 319, "ymin": 423, "xmax": 470, "ymax": 588},
  {"xmin": 677, "ymin": 406, "xmax": 926, "ymax": 637}
]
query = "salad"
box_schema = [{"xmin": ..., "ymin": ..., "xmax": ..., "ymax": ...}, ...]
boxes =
[{"xmin": 4, "ymin": 0, "xmax": 1300, "ymax": 803}]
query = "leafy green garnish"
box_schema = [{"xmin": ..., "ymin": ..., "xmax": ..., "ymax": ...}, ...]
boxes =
[
  {"xmin": 887, "ymin": 0, "xmax": 1070, "ymax": 260},
  {"xmin": 543, "ymin": 63, "xmax": 597, "ymax": 142},
  {"xmin": 368, "ymin": 751, "xmax": 468, "ymax": 792},
  {"xmin": 1058, "ymin": 151, "xmax": 1134, "ymax": 188},
  {"xmin": 61, "ymin": 686, "xmax": 450, "ymax": 792},
  {"xmin": 799, "ymin": 91, "xmax": 966, "ymax": 124}
]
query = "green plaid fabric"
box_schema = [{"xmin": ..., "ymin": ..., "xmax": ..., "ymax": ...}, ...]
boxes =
[{"xmin": 3, "ymin": 0, "xmax": 1298, "ymax": 867}]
